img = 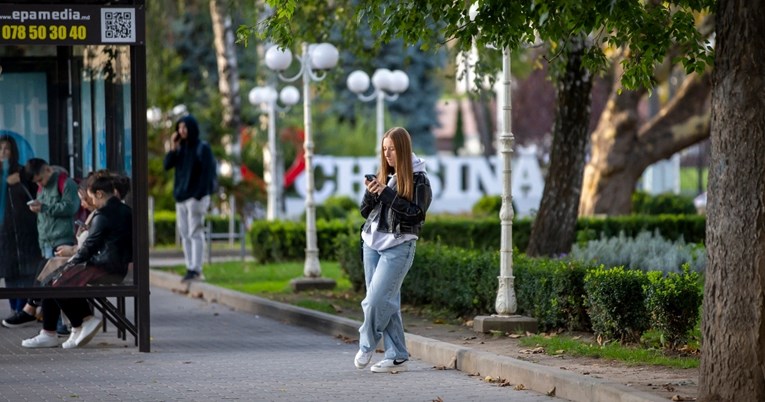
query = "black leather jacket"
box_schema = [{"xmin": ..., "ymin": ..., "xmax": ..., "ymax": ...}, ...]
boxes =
[
  {"xmin": 361, "ymin": 172, "xmax": 432, "ymax": 238},
  {"xmin": 69, "ymin": 197, "xmax": 133, "ymax": 276}
]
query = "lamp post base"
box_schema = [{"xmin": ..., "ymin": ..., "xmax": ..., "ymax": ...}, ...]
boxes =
[
  {"xmin": 472, "ymin": 315, "xmax": 538, "ymax": 334},
  {"xmin": 290, "ymin": 277, "xmax": 337, "ymax": 292}
]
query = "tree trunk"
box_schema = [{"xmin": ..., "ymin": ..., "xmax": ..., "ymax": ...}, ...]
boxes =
[
  {"xmin": 579, "ymin": 70, "xmax": 711, "ymax": 216},
  {"xmin": 526, "ymin": 36, "xmax": 592, "ymax": 257},
  {"xmin": 699, "ymin": 1, "xmax": 765, "ymax": 400},
  {"xmin": 210, "ymin": 0, "xmax": 241, "ymax": 132}
]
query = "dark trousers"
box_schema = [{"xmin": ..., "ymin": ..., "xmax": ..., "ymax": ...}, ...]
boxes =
[{"xmin": 41, "ymin": 298, "xmax": 92, "ymax": 331}]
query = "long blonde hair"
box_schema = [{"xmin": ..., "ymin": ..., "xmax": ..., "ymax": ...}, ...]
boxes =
[{"xmin": 377, "ymin": 127, "xmax": 414, "ymax": 201}]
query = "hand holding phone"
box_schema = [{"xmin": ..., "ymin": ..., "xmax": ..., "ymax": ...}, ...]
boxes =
[
  {"xmin": 364, "ymin": 174, "xmax": 376, "ymax": 182},
  {"xmin": 26, "ymin": 199, "xmax": 37, "ymax": 206}
]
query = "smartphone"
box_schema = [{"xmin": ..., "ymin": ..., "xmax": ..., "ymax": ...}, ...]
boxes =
[
  {"xmin": 364, "ymin": 174, "xmax": 376, "ymax": 181},
  {"xmin": 26, "ymin": 199, "xmax": 37, "ymax": 206}
]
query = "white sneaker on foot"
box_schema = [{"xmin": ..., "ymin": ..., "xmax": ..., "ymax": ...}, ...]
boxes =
[
  {"xmin": 74, "ymin": 317, "xmax": 102, "ymax": 347},
  {"xmin": 370, "ymin": 358, "xmax": 408, "ymax": 373},
  {"xmin": 21, "ymin": 330, "xmax": 59, "ymax": 348},
  {"xmin": 62, "ymin": 327, "xmax": 82, "ymax": 349},
  {"xmin": 354, "ymin": 349, "xmax": 374, "ymax": 369}
]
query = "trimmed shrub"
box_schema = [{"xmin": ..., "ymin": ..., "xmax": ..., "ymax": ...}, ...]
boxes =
[
  {"xmin": 584, "ymin": 266, "xmax": 650, "ymax": 343},
  {"xmin": 632, "ymin": 191, "xmax": 696, "ymax": 215},
  {"xmin": 644, "ymin": 265, "xmax": 703, "ymax": 348},
  {"xmin": 249, "ymin": 219, "xmax": 357, "ymax": 263},
  {"xmin": 515, "ymin": 256, "xmax": 591, "ymax": 332}
]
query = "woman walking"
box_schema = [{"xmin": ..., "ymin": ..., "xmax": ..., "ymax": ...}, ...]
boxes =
[{"xmin": 354, "ymin": 127, "xmax": 432, "ymax": 373}]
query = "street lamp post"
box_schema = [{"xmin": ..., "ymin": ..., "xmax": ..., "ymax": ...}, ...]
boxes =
[
  {"xmin": 468, "ymin": 4, "xmax": 537, "ymax": 333},
  {"xmin": 264, "ymin": 42, "xmax": 338, "ymax": 286},
  {"xmin": 248, "ymin": 85, "xmax": 300, "ymax": 221},
  {"xmin": 346, "ymin": 68, "xmax": 409, "ymax": 154}
]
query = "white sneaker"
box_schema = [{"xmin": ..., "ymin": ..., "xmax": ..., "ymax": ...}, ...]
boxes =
[
  {"xmin": 62, "ymin": 327, "xmax": 82, "ymax": 349},
  {"xmin": 354, "ymin": 349, "xmax": 374, "ymax": 369},
  {"xmin": 74, "ymin": 317, "xmax": 102, "ymax": 347},
  {"xmin": 370, "ymin": 358, "xmax": 408, "ymax": 373},
  {"xmin": 21, "ymin": 330, "xmax": 60, "ymax": 348}
]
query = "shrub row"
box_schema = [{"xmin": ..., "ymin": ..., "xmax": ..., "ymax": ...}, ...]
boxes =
[{"xmin": 336, "ymin": 239, "xmax": 701, "ymax": 346}]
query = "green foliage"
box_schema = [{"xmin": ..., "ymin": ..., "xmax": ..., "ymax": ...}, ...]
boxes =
[
  {"xmin": 644, "ymin": 266, "xmax": 703, "ymax": 348},
  {"xmin": 575, "ymin": 214, "xmax": 706, "ymax": 246},
  {"xmin": 514, "ymin": 256, "xmax": 591, "ymax": 332},
  {"xmin": 519, "ymin": 334, "xmax": 698, "ymax": 369},
  {"xmin": 248, "ymin": 219, "xmax": 358, "ymax": 263},
  {"xmin": 584, "ymin": 266, "xmax": 650, "ymax": 343},
  {"xmin": 632, "ymin": 191, "xmax": 696, "ymax": 215},
  {"xmin": 403, "ymin": 244, "xmax": 499, "ymax": 316},
  {"xmin": 311, "ymin": 195, "xmax": 360, "ymax": 221},
  {"xmin": 334, "ymin": 230, "xmax": 364, "ymax": 292},
  {"xmin": 247, "ymin": 1, "xmax": 715, "ymax": 93},
  {"xmin": 570, "ymin": 230, "xmax": 707, "ymax": 274},
  {"xmin": 472, "ymin": 195, "xmax": 502, "ymax": 217}
]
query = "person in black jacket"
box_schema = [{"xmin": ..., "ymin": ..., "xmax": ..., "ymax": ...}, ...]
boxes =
[
  {"xmin": 163, "ymin": 114, "xmax": 217, "ymax": 282},
  {"xmin": 0, "ymin": 134, "xmax": 42, "ymax": 314},
  {"xmin": 354, "ymin": 127, "xmax": 432, "ymax": 373},
  {"xmin": 21, "ymin": 171, "xmax": 132, "ymax": 349}
]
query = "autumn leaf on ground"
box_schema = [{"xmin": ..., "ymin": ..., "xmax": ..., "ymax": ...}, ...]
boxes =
[
  {"xmin": 513, "ymin": 384, "xmax": 526, "ymax": 391},
  {"xmin": 546, "ymin": 387, "xmax": 556, "ymax": 396},
  {"xmin": 508, "ymin": 333, "xmax": 523, "ymax": 339},
  {"xmin": 330, "ymin": 303, "xmax": 343, "ymax": 313},
  {"xmin": 431, "ymin": 397, "xmax": 444, "ymax": 402},
  {"xmin": 671, "ymin": 395, "xmax": 696, "ymax": 401}
]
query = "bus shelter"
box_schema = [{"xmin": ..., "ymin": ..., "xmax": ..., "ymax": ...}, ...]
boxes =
[{"xmin": 0, "ymin": 0, "xmax": 150, "ymax": 351}]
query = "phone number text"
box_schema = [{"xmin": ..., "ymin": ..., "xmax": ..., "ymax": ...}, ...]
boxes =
[{"xmin": 1, "ymin": 24, "xmax": 87, "ymax": 41}]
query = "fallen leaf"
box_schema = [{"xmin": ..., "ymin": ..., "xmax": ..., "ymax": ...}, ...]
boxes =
[
  {"xmin": 553, "ymin": 349, "xmax": 565, "ymax": 355},
  {"xmin": 330, "ymin": 304, "xmax": 343, "ymax": 313},
  {"xmin": 431, "ymin": 397, "xmax": 444, "ymax": 402},
  {"xmin": 463, "ymin": 336, "xmax": 477, "ymax": 341},
  {"xmin": 596, "ymin": 334, "xmax": 603, "ymax": 346},
  {"xmin": 433, "ymin": 318, "xmax": 445, "ymax": 324},
  {"xmin": 484, "ymin": 376, "xmax": 494, "ymax": 382},
  {"xmin": 546, "ymin": 386, "xmax": 556, "ymax": 396},
  {"xmin": 513, "ymin": 384, "xmax": 526, "ymax": 391},
  {"xmin": 508, "ymin": 333, "xmax": 522, "ymax": 339},
  {"xmin": 671, "ymin": 395, "xmax": 697, "ymax": 401}
]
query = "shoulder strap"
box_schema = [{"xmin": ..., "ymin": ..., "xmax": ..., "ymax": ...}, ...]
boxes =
[{"xmin": 57, "ymin": 171, "xmax": 68, "ymax": 196}]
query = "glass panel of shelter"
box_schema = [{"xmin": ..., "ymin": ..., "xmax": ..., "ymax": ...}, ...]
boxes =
[{"xmin": 0, "ymin": 44, "xmax": 134, "ymax": 289}]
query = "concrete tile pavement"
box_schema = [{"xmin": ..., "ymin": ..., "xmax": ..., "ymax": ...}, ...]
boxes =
[
  {"xmin": 0, "ymin": 284, "xmax": 559, "ymax": 402},
  {"xmin": 147, "ymin": 261, "xmax": 667, "ymax": 402}
]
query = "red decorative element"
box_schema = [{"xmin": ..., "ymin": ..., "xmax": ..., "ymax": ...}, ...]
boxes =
[{"xmin": 283, "ymin": 150, "xmax": 305, "ymax": 188}]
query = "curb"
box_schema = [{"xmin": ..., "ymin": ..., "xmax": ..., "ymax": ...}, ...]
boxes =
[{"xmin": 150, "ymin": 269, "xmax": 665, "ymax": 402}]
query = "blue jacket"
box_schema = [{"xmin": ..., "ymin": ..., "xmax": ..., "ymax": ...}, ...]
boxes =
[{"xmin": 163, "ymin": 115, "xmax": 218, "ymax": 202}]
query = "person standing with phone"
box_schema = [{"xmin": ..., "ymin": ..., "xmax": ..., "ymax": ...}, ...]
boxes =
[
  {"xmin": 354, "ymin": 127, "xmax": 432, "ymax": 373},
  {"xmin": 163, "ymin": 114, "xmax": 218, "ymax": 283}
]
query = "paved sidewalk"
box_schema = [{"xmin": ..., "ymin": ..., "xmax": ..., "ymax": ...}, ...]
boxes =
[
  {"xmin": 146, "ymin": 250, "xmax": 668, "ymax": 402},
  {"xmin": 0, "ymin": 286, "xmax": 558, "ymax": 402}
]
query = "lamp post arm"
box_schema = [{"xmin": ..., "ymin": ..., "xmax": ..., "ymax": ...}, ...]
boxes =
[
  {"xmin": 382, "ymin": 92, "xmax": 400, "ymax": 102},
  {"xmin": 355, "ymin": 90, "xmax": 378, "ymax": 103},
  {"xmin": 276, "ymin": 56, "xmax": 305, "ymax": 83}
]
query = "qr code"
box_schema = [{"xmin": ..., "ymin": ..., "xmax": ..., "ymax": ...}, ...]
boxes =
[{"xmin": 101, "ymin": 8, "xmax": 136, "ymax": 43}]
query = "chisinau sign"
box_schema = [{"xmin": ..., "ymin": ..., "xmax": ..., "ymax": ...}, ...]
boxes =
[{"xmin": 285, "ymin": 147, "xmax": 545, "ymax": 217}]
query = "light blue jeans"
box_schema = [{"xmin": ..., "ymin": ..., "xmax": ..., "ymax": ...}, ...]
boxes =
[
  {"xmin": 176, "ymin": 195, "xmax": 210, "ymax": 273},
  {"xmin": 359, "ymin": 240, "xmax": 416, "ymax": 361}
]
